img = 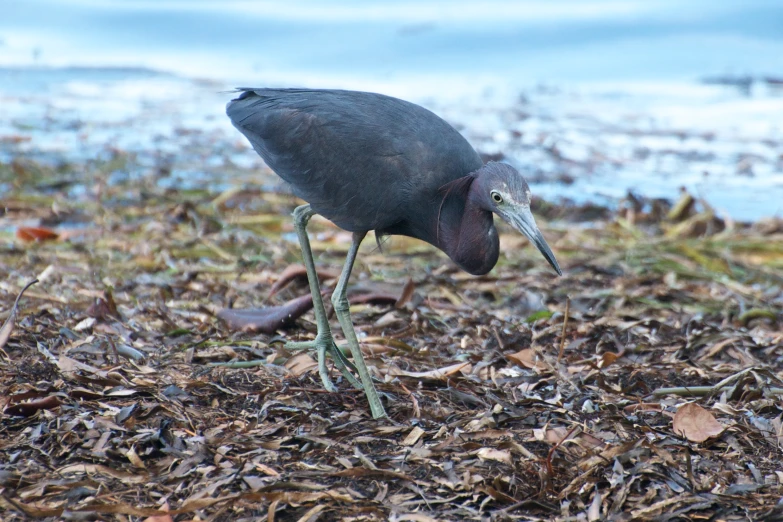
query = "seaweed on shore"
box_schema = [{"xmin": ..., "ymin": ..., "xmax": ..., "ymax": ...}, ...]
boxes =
[{"xmin": 1, "ymin": 153, "xmax": 782, "ymax": 521}]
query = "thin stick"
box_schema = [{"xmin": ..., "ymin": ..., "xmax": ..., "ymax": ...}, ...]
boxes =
[
  {"xmin": 0, "ymin": 279, "xmax": 39, "ymax": 357},
  {"xmin": 208, "ymin": 360, "xmax": 267, "ymax": 368},
  {"xmin": 546, "ymin": 425, "xmax": 580, "ymax": 478},
  {"xmin": 653, "ymin": 385, "xmax": 783, "ymax": 397},
  {"xmin": 107, "ymin": 336, "xmax": 120, "ymax": 365},
  {"xmin": 557, "ymin": 297, "xmax": 571, "ymax": 365},
  {"xmin": 399, "ymin": 382, "xmax": 421, "ymax": 418},
  {"xmin": 654, "ymin": 367, "xmax": 783, "ymax": 397},
  {"xmin": 287, "ymin": 387, "xmax": 363, "ymax": 394}
]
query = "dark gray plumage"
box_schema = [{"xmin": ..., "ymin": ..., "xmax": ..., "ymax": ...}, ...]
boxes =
[
  {"xmin": 227, "ymin": 88, "xmax": 559, "ymax": 276},
  {"xmin": 227, "ymin": 89, "xmax": 477, "ymax": 240}
]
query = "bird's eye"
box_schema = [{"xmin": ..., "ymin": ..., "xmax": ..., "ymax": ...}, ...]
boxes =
[{"xmin": 491, "ymin": 191, "xmax": 503, "ymax": 204}]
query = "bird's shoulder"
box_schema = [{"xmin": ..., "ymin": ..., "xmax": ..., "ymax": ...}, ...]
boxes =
[
  {"xmin": 228, "ymin": 88, "xmax": 454, "ymax": 142},
  {"xmin": 226, "ymin": 87, "xmax": 482, "ymax": 192}
]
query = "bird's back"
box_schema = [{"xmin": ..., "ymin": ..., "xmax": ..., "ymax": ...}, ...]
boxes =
[{"xmin": 226, "ymin": 88, "xmax": 483, "ymax": 233}]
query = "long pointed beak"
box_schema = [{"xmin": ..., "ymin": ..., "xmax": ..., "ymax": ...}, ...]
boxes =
[{"xmin": 507, "ymin": 207, "xmax": 562, "ymax": 276}]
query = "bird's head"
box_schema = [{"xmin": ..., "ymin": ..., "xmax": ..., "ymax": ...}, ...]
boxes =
[{"xmin": 473, "ymin": 162, "xmax": 562, "ymax": 275}]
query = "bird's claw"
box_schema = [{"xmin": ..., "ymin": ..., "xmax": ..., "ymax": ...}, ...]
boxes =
[{"xmin": 283, "ymin": 337, "xmax": 362, "ymax": 390}]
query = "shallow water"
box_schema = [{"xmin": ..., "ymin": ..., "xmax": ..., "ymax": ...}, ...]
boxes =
[
  {"xmin": 2, "ymin": 1, "xmax": 783, "ymax": 219},
  {"xmin": 4, "ymin": 0, "xmax": 783, "ymax": 87}
]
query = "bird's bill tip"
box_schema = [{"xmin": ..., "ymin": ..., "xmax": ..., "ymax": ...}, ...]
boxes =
[
  {"xmin": 509, "ymin": 209, "xmax": 562, "ymax": 276},
  {"xmin": 535, "ymin": 233, "xmax": 563, "ymax": 276}
]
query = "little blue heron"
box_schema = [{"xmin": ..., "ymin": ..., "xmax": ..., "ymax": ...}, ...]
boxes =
[{"xmin": 227, "ymin": 88, "xmax": 561, "ymax": 419}]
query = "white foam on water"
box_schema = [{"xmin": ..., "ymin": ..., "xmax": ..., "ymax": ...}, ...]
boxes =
[{"xmin": 2, "ymin": 0, "xmax": 783, "ymax": 219}]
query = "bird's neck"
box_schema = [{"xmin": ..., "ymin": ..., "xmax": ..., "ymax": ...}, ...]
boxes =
[{"xmin": 439, "ymin": 183, "xmax": 499, "ymax": 276}]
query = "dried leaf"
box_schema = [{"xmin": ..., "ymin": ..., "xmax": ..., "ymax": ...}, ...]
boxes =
[
  {"xmin": 666, "ymin": 191, "xmax": 695, "ymax": 221},
  {"xmin": 295, "ymin": 504, "xmax": 326, "ymax": 522},
  {"xmin": 218, "ymin": 294, "xmax": 314, "ymax": 333},
  {"xmin": 143, "ymin": 503, "xmax": 173, "ymax": 522},
  {"xmin": 125, "ymin": 446, "xmax": 146, "ymax": 469},
  {"xmin": 361, "ymin": 336, "xmax": 416, "ymax": 353},
  {"xmin": 348, "ymin": 292, "xmax": 399, "ymax": 305},
  {"xmin": 475, "ymin": 448, "xmax": 512, "ymax": 465},
  {"xmin": 588, "ymin": 488, "xmax": 604, "ymax": 521},
  {"xmin": 623, "ymin": 403, "xmax": 662, "ymax": 414},
  {"xmin": 401, "ymin": 426, "xmax": 425, "ymax": 446},
  {"xmin": 673, "ymin": 403, "xmax": 725, "ymax": 442},
  {"xmin": 333, "ymin": 467, "xmax": 415, "ymax": 483},
  {"xmin": 285, "ymin": 353, "xmax": 318, "ymax": 377},
  {"xmin": 598, "ymin": 351, "xmax": 620, "ymax": 368},
  {"xmin": 57, "ymin": 464, "xmax": 149, "ymax": 484},
  {"xmin": 16, "ymin": 226, "xmax": 59, "ymax": 242},
  {"xmin": 73, "ymin": 317, "xmax": 96, "ymax": 331},
  {"xmin": 57, "ymin": 354, "xmax": 107, "ymax": 377},
  {"xmin": 507, "ymin": 348, "xmax": 541, "ymax": 370},
  {"xmin": 393, "ymin": 514, "xmax": 440, "ymax": 522},
  {"xmin": 387, "ymin": 362, "xmax": 470, "ymax": 380},
  {"xmin": 268, "ymin": 265, "xmax": 340, "ymax": 297},
  {"xmin": 4, "ymin": 395, "xmax": 61, "ymax": 417},
  {"xmin": 395, "ymin": 278, "xmax": 416, "ymax": 308},
  {"xmin": 87, "ymin": 290, "xmax": 120, "ymax": 320}
]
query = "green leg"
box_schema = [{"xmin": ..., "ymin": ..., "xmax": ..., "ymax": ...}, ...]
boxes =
[
  {"xmin": 286, "ymin": 205, "xmax": 361, "ymax": 390},
  {"xmin": 286, "ymin": 339, "xmax": 361, "ymax": 389},
  {"xmin": 330, "ymin": 232, "xmax": 387, "ymax": 419}
]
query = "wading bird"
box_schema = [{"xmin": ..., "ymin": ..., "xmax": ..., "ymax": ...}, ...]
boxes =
[{"xmin": 227, "ymin": 88, "xmax": 561, "ymax": 419}]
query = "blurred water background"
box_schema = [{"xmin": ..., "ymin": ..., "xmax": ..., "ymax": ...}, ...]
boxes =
[{"xmin": 2, "ymin": 0, "xmax": 783, "ymax": 220}]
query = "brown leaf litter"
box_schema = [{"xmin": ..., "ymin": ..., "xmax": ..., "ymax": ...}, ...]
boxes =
[{"xmin": 1, "ymin": 153, "xmax": 782, "ymax": 521}]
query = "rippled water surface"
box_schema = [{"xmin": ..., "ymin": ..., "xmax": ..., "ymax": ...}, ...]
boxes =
[{"xmin": 2, "ymin": 0, "xmax": 783, "ymax": 219}]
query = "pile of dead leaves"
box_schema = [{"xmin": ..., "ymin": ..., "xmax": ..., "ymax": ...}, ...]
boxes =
[{"xmin": 1, "ymin": 155, "xmax": 782, "ymax": 521}]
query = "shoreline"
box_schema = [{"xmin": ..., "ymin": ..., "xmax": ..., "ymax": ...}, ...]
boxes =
[{"xmin": 1, "ymin": 66, "xmax": 783, "ymax": 222}]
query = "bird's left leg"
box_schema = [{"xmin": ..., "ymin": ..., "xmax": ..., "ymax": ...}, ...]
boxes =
[
  {"xmin": 288, "ymin": 204, "xmax": 341, "ymax": 391},
  {"xmin": 331, "ymin": 232, "xmax": 387, "ymax": 419},
  {"xmin": 287, "ymin": 205, "xmax": 361, "ymax": 390}
]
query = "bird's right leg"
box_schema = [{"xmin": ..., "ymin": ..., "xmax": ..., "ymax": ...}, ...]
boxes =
[
  {"xmin": 287, "ymin": 204, "xmax": 360, "ymax": 391},
  {"xmin": 331, "ymin": 232, "xmax": 387, "ymax": 419}
]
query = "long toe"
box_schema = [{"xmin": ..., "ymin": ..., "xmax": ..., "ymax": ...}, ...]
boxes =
[{"xmin": 328, "ymin": 340, "xmax": 362, "ymax": 389}]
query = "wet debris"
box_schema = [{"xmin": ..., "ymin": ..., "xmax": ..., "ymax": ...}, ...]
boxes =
[{"xmin": 1, "ymin": 149, "xmax": 782, "ymax": 521}]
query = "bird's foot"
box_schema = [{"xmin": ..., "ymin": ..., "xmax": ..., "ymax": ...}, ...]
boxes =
[{"xmin": 284, "ymin": 337, "xmax": 362, "ymax": 390}]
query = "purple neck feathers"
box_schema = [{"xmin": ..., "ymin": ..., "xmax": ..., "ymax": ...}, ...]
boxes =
[{"xmin": 437, "ymin": 178, "xmax": 499, "ymax": 275}]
